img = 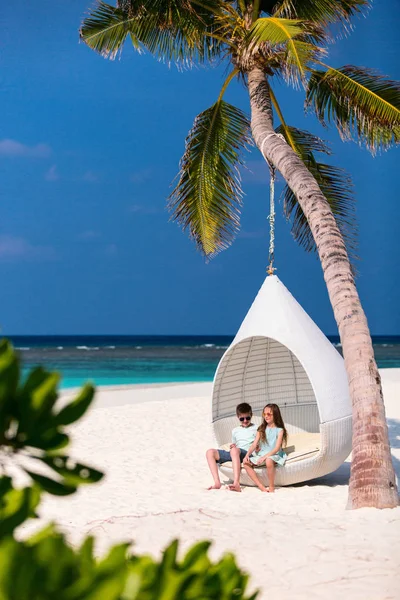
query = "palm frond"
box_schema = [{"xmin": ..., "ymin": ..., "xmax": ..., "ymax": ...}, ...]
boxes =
[
  {"xmin": 306, "ymin": 65, "xmax": 400, "ymax": 152},
  {"xmin": 272, "ymin": 0, "xmax": 370, "ymax": 27},
  {"xmin": 276, "ymin": 124, "xmax": 357, "ymax": 261},
  {"xmin": 80, "ymin": 2, "xmax": 137, "ymax": 59},
  {"xmin": 249, "ymin": 17, "xmax": 306, "ymax": 46},
  {"xmin": 168, "ymin": 99, "xmax": 251, "ymax": 257},
  {"xmin": 129, "ymin": 0, "xmax": 230, "ymax": 61},
  {"xmin": 207, "ymin": 1, "xmax": 245, "ymax": 50},
  {"xmin": 281, "ymin": 40, "xmax": 324, "ymax": 87},
  {"xmin": 80, "ymin": 1, "xmax": 225, "ymax": 65},
  {"xmin": 248, "ymin": 17, "xmax": 321, "ymax": 85}
]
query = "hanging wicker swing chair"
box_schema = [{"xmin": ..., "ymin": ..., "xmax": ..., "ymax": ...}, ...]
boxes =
[{"xmin": 212, "ymin": 168, "xmax": 352, "ymax": 487}]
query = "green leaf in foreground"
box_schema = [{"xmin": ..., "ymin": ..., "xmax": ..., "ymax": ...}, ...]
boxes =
[
  {"xmin": 25, "ymin": 470, "xmax": 76, "ymax": 496},
  {"xmin": 53, "ymin": 383, "xmax": 95, "ymax": 426},
  {"xmin": 181, "ymin": 540, "xmax": 212, "ymax": 570},
  {"xmin": 36, "ymin": 455, "xmax": 104, "ymax": 486},
  {"xmin": 0, "ymin": 478, "xmax": 41, "ymax": 539},
  {"xmin": 0, "ymin": 340, "xmax": 19, "ymax": 420},
  {"xmin": 18, "ymin": 368, "xmax": 61, "ymax": 429},
  {"xmin": 0, "ymin": 339, "xmax": 256, "ymax": 598}
]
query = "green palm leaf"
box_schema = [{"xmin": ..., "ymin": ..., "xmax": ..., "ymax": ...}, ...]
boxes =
[
  {"xmin": 306, "ymin": 65, "xmax": 400, "ymax": 152},
  {"xmin": 276, "ymin": 125, "xmax": 357, "ymax": 259},
  {"xmin": 249, "ymin": 17, "xmax": 306, "ymax": 46},
  {"xmin": 248, "ymin": 17, "xmax": 320, "ymax": 85},
  {"xmin": 281, "ymin": 40, "xmax": 324, "ymax": 87},
  {"xmin": 168, "ymin": 100, "xmax": 251, "ymax": 257},
  {"xmin": 272, "ymin": 0, "xmax": 370, "ymax": 29},
  {"xmin": 80, "ymin": 1, "xmax": 223, "ymax": 65},
  {"xmin": 80, "ymin": 2, "xmax": 138, "ymax": 59}
]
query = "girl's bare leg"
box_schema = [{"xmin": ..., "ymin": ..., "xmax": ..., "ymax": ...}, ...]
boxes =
[
  {"xmin": 206, "ymin": 449, "xmax": 222, "ymax": 489},
  {"xmin": 243, "ymin": 463, "xmax": 269, "ymax": 492},
  {"xmin": 228, "ymin": 446, "xmax": 242, "ymax": 492},
  {"xmin": 265, "ymin": 458, "xmax": 277, "ymax": 492}
]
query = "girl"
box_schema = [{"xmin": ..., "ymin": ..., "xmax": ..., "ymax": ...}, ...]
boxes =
[{"xmin": 243, "ymin": 403, "xmax": 288, "ymax": 493}]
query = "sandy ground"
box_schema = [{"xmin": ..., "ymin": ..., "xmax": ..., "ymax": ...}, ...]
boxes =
[{"xmin": 22, "ymin": 370, "xmax": 400, "ymax": 599}]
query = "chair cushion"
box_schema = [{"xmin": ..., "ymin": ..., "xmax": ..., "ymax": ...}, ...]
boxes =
[
  {"xmin": 284, "ymin": 432, "xmax": 320, "ymax": 463},
  {"xmin": 218, "ymin": 432, "xmax": 321, "ymax": 466}
]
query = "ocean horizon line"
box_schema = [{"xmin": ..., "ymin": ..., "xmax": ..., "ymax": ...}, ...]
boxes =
[{"xmin": 5, "ymin": 333, "xmax": 400, "ymax": 338}]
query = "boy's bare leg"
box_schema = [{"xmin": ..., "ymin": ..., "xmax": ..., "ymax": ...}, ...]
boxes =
[
  {"xmin": 206, "ymin": 449, "xmax": 222, "ymax": 489},
  {"xmin": 228, "ymin": 446, "xmax": 242, "ymax": 492},
  {"xmin": 243, "ymin": 463, "xmax": 269, "ymax": 492}
]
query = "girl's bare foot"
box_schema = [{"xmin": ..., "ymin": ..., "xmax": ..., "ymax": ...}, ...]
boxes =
[
  {"xmin": 228, "ymin": 483, "xmax": 242, "ymax": 492},
  {"xmin": 207, "ymin": 483, "xmax": 222, "ymax": 490}
]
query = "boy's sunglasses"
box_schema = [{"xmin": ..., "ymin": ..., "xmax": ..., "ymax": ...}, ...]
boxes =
[{"xmin": 239, "ymin": 416, "xmax": 252, "ymax": 422}]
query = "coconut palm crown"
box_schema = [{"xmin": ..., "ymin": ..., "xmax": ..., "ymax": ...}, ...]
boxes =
[
  {"xmin": 81, "ymin": 0, "xmax": 399, "ymax": 259},
  {"xmin": 81, "ymin": 0, "xmax": 400, "ymax": 510}
]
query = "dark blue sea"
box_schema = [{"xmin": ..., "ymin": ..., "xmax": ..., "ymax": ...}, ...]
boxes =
[{"xmin": 6, "ymin": 335, "xmax": 400, "ymax": 390}]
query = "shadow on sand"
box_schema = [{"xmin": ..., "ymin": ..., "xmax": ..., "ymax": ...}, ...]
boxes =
[
  {"xmin": 291, "ymin": 461, "xmax": 351, "ymax": 488},
  {"xmin": 290, "ymin": 418, "xmax": 400, "ymax": 488},
  {"xmin": 387, "ymin": 417, "xmax": 400, "ymax": 479}
]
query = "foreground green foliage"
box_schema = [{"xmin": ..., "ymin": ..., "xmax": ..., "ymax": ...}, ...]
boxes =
[
  {"xmin": 0, "ymin": 533, "xmax": 256, "ymax": 600},
  {"xmin": 0, "ymin": 340, "xmax": 257, "ymax": 599},
  {"xmin": 0, "ymin": 338, "xmax": 101, "ymax": 538}
]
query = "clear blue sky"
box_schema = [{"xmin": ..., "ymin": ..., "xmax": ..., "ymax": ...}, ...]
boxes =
[{"xmin": 1, "ymin": 1, "xmax": 399, "ymax": 336}]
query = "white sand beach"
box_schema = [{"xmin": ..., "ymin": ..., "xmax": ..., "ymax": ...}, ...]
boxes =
[{"xmin": 29, "ymin": 369, "xmax": 400, "ymax": 599}]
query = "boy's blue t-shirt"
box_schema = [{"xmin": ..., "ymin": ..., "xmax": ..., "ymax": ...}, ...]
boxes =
[{"xmin": 231, "ymin": 423, "xmax": 257, "ymax": 451}]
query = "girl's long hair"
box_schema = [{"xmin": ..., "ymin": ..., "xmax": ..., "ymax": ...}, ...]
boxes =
[{"xmin": 258, "ymin": 403, "xmax": 288, "ymax": 447}]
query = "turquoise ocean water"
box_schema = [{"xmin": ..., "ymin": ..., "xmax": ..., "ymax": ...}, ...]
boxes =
[{"xmin": 8, "ymin": 335, "xmax": 400, "ymax": 390}]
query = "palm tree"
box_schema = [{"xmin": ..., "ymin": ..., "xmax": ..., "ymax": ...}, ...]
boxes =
[{"xmin": 80, "ymin": 0, "xmax": 400, "ymax": 509}]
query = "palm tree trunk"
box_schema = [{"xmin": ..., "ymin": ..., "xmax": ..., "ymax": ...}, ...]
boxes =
[{"xmin": 247, "ymin": 66, "xmax": 398, "ymax": 509}]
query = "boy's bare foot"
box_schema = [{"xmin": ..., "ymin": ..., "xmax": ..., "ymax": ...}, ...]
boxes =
[
  {"xmin": 228, "ymin": 483, "xmax": 242, "ymax": 492},
  {"xmin": 207, "ymin": 483, "xmax": 222, "ymax": 490}
]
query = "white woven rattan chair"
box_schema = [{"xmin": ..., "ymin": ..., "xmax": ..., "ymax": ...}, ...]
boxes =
[{"xmin": 213, "ymin": 275, "xmax": 352, "ymax": 487}]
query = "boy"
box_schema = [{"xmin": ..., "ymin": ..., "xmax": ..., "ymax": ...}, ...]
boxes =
[{"xmin": 206, "ymin": 402, "xmax": 257, "ymax": 493}]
